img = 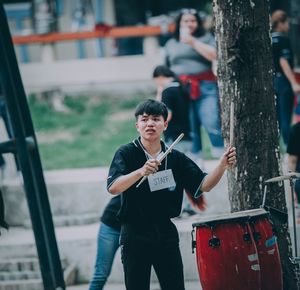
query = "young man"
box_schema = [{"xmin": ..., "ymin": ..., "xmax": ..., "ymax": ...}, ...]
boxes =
[{"xmin": 107, "ymin": 99, "xmax": 236, "ymax": 290}]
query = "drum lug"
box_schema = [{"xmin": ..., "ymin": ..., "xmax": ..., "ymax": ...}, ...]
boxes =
[
  {"xmin": 192, "ymin": 240, "xmax": 197, "ymax": 253},
  {"xmin": 271, "ymin": 224, "xmax": 278, "ymax": 235},
  {"xmin": 253, "ymin": 231, "xmax": 261, "ymax": 242},
  {"xmin": 243, "ymin": 233, "xmax": 251, "ymax": 242},
  {"xmin": 209, "ymin": 237, "xmax": 220, "ymax": 248},
  {"xmin": 191, "ymin": 229, "xmax": 196, "ymax": 253}
]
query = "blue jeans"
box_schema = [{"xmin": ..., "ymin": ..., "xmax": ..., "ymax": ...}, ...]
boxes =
[
  {"xmin": 89, "ymin": 223, "xmax": 120, "ymax": 290},
  {"xmin": 165, "ymin": 140, "xmax": 192, "ymax": 155},
  {"xmin": 296, "ymin": 180, "xmax": 300, "ymax": 204},
  {"xmin": 274, "ymin": 75, "xmax": 294, "ymax": 146},
  {"xmin": 190, "ymin": 80, "xmax": 224, "ymax": 156},
  {"xmin": 296, "ymin": 94, "xmax": 300, "ymax": 116}
]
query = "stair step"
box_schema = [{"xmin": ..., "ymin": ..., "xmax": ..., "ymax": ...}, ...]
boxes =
[
  {"xmin": 0, "ymin": 279, "xmax": 42, "ymax": 290},
  {"xmin": 0, "ymin": 258, "xmax": 39, "ymax": 272},
  {"xmin": 0, "ymin": 257, "xmax": 67, "ymax": 272},
  {"xmin": 24, "ymin": 212, "xmax": 100, "ymax": 228},
  {"xmin": 0, "ymin": 271, "xmax": 41, "ymax": 281}
]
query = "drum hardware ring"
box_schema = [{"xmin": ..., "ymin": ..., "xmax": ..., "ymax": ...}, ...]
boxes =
[
  {"xmin": 209, "ymin": 236, "xmax": 220, "ymax": 248},
  {"xmin": 208, "ymin": 226, "xmax": 220, "ymax": 248},
  {"xmin": 250, "ymin": 222, "xmax": 262, "ymax": 242},
  {"xmin": 191, "ymin": 229, "xmax": 196, "ymax": 253},
  {"xmin": 243, "ymin": 232, "xmax": 251, "ymax": 242},
  {"xmin": 253, "ymin": 231, "xmax": 261, "ymax": 242},
  {"xmin": 271, "ymin": 222, "xmax": 278, "ymax": 235},
  {"xmin": 242, "ymin": 223, "xmax": 252, "ymax": 243}
]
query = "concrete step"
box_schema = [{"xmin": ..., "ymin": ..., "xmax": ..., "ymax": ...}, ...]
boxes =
[
  {"xmin": 0, "ymin": 279, "xmax": 42, "ymax": 290},
  {"xmin": 67, "ymin": 280, "xmax": 203, "ymax": 290},
  {"xmin": 24, "ymin": 212, "xmax": 100, "ymax": 228},
  {"xmin": 1, "ymin": 162, "xmax": 222, "ymax": 228},
  {"xmin": 0, "ymin": 257, "xmax": 67, "ymax": 272},
  {"xmin": 0, "ymin": 262, "xmax": 76, "ymax": 290},
  {"xmin": 0, "ymin": 258, "xmax": 40, "ymax": 272},
  {"xmin": 1, "ymin": 168, "xmax": 110, "ymax": 227},
  {"xmin": 0, "ymin": 218, "xmax": 216, "ymax": 284},
  {"xmin": 0, "ymin": 271, "xmax": 41, "ymax": 281}
]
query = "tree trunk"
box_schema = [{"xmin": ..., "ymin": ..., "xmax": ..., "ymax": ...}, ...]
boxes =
[{"xmin": 213, "ymin": 0, "xmax": 299, "ymax": 289}]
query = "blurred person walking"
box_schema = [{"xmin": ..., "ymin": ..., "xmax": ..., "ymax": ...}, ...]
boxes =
[
  {"xmin": 153, "ymin": 65, "xmax": 191, "ymax": 153},
  {"xmin": 286, "ymin": 122, "xmax": 300, "ymax": 216},
  {"xmin": 271, "ymin": 10, "xmax": 300, "ymax": 147},
  {"xmin": 153, "ymin": 65, "xmax": 203, "ymax": 216},
  {"xmin": 164, "ymin": 9, "xmax": 224, "ymax": 164}
]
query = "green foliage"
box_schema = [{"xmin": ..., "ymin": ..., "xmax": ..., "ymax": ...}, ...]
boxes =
[{"xmin": 29, "ymin": 94, "xmax": 144, "ymax": 169}]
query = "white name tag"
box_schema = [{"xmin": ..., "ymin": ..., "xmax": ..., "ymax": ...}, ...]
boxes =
[{"xmin": 148, "ymin": 169, "xmax": 176, "ymax": 192}]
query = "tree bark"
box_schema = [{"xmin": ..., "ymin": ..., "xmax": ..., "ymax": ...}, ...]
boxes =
[{"xmin": 213, "ymin": 0, "xmax": 299, "ymax": 289}]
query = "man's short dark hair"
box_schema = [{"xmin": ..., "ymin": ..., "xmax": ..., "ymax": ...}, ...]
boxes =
[
  {"xmin": 135, "ymin": 99, "xmax": 168, "ymax": 121},
  {"xmin": 153, "ymin": 65, "xmax": 176, "ymax": 78}
]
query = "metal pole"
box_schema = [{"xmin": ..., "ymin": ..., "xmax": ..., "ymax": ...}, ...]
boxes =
[
  {"xmin": 0, "ymin": 4, "xmax": 65, "ymax": 290},
  {"xmin": 290, "ymin": 178, "xmax": 298, "ymax": 257}
]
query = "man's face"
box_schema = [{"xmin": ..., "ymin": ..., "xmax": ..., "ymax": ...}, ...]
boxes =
[
  {"xmin": 154, "ymin": 76, "xmax": 165, "ymax": 89},
  {"xmin": 278, "ymin": 20, "xmax": 290, "ymax": 33},
  {"xmin": 136, "ymin": 113, "xmax": 167, "ymax": 141}
]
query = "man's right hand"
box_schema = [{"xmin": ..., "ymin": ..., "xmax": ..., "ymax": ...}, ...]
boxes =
[
  {"xmin": 292, "ymin": 82, "xmax": 300, "ymax": 94},
  {"xmin": 140, "ymin": 159, "xmax": 160, "ymax": 177}
]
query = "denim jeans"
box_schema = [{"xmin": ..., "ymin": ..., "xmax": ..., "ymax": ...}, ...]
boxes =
[
  {"xmin": 274, "ymin": 75, "xmax": 294, "ymax": 146},
  {"xmin": 189, "ymin": 80, "xmax": 224, "ymax": 157},
  {"xmin": 165, "ymin": 140, "xmax": 192, "ymax": 155},
  {"xmin": 296, "ymin": 94, "xmax": 300, "ymax": 116},
  {"xmin": 296, "ymin": 180, "xmax": 300, "ymax": 204},
  {"xmin": 89, "ymin": 223, "xmax": 120, "ymax": 290}
]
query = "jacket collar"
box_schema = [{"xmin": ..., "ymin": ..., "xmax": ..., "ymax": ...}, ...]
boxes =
[{"xmin": 132, "ymin": 136, "xmax": 168, "ymax": 157}]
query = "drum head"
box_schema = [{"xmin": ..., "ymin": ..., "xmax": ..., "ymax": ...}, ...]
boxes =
[{"xmin": 192, "ymin": 208, "xmax": 268, "ymax": 227}]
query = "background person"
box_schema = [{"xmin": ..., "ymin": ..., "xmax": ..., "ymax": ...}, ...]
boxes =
[
  {"xmin": 271, "ymin": 10, "xmax": 300, "ymax": 147},
  {"xmin": 152, "ymin": 65, "xmax": 191, "ymax": 153},
  {"xmin": 89, "ymin": 195, "xmax": 121, "ymax": 290},
  {"xmin": 107, "ymin": 99, "xmax": 236, "ymax": 290},
  {"xmin": 164, "ymin": 8, "xmax": 224, "ymax": 164},
  {"xmin": 152, "ymin": 65, "xmax": 204, "ymax": 216},
  {"xmin": 286, "ymin": 122, "xmax": 300, "ymax": 215}
]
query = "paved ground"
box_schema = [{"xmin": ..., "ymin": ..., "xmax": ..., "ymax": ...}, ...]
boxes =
[
  {"xmin": 1, "ymin": 159, "xmax": 297, "ymax": 290},
  {"xmin": 68, "ymin": 281, "xmax": 202, "ymax": 290}
]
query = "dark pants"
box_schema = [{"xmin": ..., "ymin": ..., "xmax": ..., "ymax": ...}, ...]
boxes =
[
  {"xmin": 274, "ymin": 75, "xmax": 294, "ymax": 146},
  {"xmin": 296, "ymin": 180, "xmax": 300, "ymax": 203},
  {"xmin": 121, "ymin": 241, "xmax": 185, "ymax": 290}
]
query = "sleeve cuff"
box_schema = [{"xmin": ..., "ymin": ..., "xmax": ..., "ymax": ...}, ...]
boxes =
[
  {"xmin": 194, "ymin": 174, "xmax": 207, "ymax": 198},
  {"xmin": 107, "ymin": 174, "xmax": 122, "ymax": 191}
]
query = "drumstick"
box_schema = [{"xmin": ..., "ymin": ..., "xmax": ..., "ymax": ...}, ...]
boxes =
[
  {"xmin": 136, "ymin": 133, "xmax": 184, "ymax": 188},
  {"xmin": 229, "ymin": 101, "xmax": 234, "ymax": 146}
]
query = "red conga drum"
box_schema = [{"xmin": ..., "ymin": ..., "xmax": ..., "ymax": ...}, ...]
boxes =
[
  {"xmin": 249, "ymin": 210, "xmax": 283, "ymax": 290},
  {"xmin": 192, "ymin": 210, "xmax": 262, "ymax": 290}
]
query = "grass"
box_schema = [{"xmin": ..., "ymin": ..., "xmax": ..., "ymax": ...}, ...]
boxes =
[
  {"xmin": 28, "ymin": 93, "xmax": 213, "ymax": 170},
  {"xmin": 29, "ymin": 93, "xmax": 145, "ymax": 169}
]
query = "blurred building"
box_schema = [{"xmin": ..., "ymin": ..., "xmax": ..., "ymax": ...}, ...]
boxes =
[
  {"xmin": 4, "ymin": 0, "xmax": 211, "ymax": 62},
  {"xmin": 2, "ymin": 0, "xmax": 300, "ymax": 94}
]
